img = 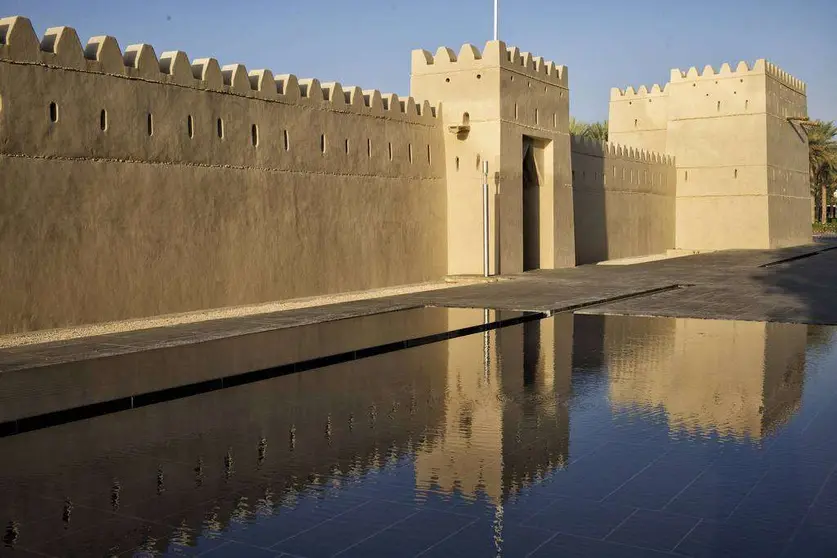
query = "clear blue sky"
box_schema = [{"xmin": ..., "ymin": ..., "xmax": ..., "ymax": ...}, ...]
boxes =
[{"xmin": 5, "ymin": 0, "xmax": 835, "ymax": 123}]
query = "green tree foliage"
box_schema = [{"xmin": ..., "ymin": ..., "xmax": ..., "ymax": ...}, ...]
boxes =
[
  {"xmin": 569, "ymin": 118, "xmax": 609, "ymax": 141},
  {"xmin": 807, "ymin": 120, "xmax": 837, "ymax": 223}
]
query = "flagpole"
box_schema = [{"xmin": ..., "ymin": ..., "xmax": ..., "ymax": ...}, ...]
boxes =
[{"xmin": 493, "ymin": 0, "xmax": 498, "ymax": 40}]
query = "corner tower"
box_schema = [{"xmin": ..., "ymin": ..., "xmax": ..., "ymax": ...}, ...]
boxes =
[
  {"xmin": 411, "ymin": 42, "xmax": 575, "ymax": 275},
  {"xmin": 667, "ymin": 60, "xmax": 810, "ymax": 250}
]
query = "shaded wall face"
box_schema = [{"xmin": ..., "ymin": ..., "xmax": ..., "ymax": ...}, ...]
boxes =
[
  {"xmin": 0, "ymin": 52, "xmax": 447, "ymax": 334},
  {"xmin": 571, "ymin": 142, "xmax": 676, "ymax": 264},
  {"xmin": 765, "ymin": 78, "xmax": 812, "ymax": 248}
]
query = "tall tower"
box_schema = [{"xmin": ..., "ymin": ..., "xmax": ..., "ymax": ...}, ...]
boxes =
[
  {"xmin": 667, "ymin": 61, "xmax": 810, "ymax": 250},
  {"xmin": 411, "ymin": 42, "xmax": 575, "ymax": 275},
  {"xmin": 609, "ymin": 60, "xmax": 810, "ymax": 251}
]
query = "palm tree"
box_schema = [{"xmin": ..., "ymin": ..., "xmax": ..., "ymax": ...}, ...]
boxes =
[
  {"xmin": 569, "ymin": 117, "xmax": 587, "ymax": 136},
  {"xmin": 569, "ymin": 118, "xmax": 609, "ymax": 141},
  {"xmin": 583, "ymin": 121, "xmax": 608, "ymax": 141},
  {"xmin": 807, "ymin": 120, "xmax": 837, "ymax": 223}
]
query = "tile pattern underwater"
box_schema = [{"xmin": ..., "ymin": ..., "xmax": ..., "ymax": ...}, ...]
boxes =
[{"xmin": 2, "ymin": 313, "xmax": 837, "ymax": 557}]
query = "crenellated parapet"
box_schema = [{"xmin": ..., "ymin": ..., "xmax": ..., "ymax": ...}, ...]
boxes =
[
  {"xmin": 411, "ymin": 41, "xmax": 567, "ymax": 88},
  {"xmin": 669, "ymin": 59, "xmax": 806, "ymax": 94},
  {"xmin": 570, "ymin": 135, "xmax": 674, "ymax": 166},
  {"xmin": 0, "ymin": 15, "xmax": 439, "ymax": 123},
  {"xmin": 610, "ymin": 83, "xmax": 669, "ymax": 101}
]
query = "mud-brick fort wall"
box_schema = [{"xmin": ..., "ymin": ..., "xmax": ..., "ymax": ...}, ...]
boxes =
[
  {"xmin": 571, "ymin": 136, "xmax": 676, "ymax": 264},
  {"xmin": 0, "ymin": 17, "xmax": 447, "ymax": 334}
]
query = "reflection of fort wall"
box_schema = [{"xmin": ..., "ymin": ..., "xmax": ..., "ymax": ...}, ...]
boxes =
[
  {"xmin": 415, "ymin": 315, "xmax": 573, "ymax": 503},
  {"xmin": 0, "ymin": 323, "xmax": 450, "ymax": 552},
  {"xmin": 604, "ymin": 315, "xmax": 806, "ymax": 440}
]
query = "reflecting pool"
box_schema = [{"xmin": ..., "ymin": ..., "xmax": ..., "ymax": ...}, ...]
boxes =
[{"xmin": 2, "ymin": 314, "xmax": 836, "ymax": 557}]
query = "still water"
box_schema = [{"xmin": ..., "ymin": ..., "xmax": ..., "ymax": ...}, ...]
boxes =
[{"xmin": 2, "ymin": 314, "xmax": 837, "ymax": 557}]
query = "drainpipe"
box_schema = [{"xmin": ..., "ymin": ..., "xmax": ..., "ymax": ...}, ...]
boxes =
[{"xmin": 483, "ymin": 160, "xmax": 490, "ymax": 277}]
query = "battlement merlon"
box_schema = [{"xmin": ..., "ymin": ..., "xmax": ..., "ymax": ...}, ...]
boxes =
[
  {"xmin": 411, "ymin": 40, "xmax": 568, "ymax": 89},
  {"xmin": 670, "ymin": 59, "xmax": 806, "ymax": 95},
  {"xmin": 610, "ymin": 83, "xmax": 669, "ymax": 101},
  {"xmin": 570, "ymin": 134, "xmax": 675, "ymax": 166},
  {"xmin": 0, "ymin": 15, "xmax": 441, "ymax": 122}
]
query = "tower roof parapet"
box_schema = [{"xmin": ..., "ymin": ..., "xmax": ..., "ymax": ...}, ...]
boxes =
[
  {"xmin": 570, "ymin": 134, "xmax": 674, "ymax": 166},
  {"xmin": 670, "ymin": 59, "xmax": 805, "ymax": 94},
  {"xmin": 0, "ymin": 15, "xmax": 441, "ymax": 123},
  {"xmin": 411, "ymin": 40, "xmax": 568, "ymax": 88}
]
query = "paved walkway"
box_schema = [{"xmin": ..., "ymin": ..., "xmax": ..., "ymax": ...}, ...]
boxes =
[{"xmin": 2, "ymin": 239, "xmax": 837, "ymax": 372}]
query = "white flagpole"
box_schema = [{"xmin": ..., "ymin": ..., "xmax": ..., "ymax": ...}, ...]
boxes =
[{"xmin": 494, "ymin": 0, "xmax": 499, "ymax": 40}]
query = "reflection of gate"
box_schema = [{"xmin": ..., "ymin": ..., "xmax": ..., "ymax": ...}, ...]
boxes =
[{"xmin": 522, "ymin": 137, "xmax": 541, "ymax": 271}]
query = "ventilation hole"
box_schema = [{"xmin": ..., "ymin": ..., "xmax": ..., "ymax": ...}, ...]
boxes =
[
  {"xmin": 514, "ymin": 103, "xmax": 518, "ymax": 119},
  {"xmin": 345, "ymin": 138, "xmax": 349, "ymax": 154},
  {"xmin": 476, "ymin": 154, "xmax": 481, "ymax": 169},
  {"xmin": 283, "ymin": 130, "xmax": 289, "ymax": 151},
  {"xmin": 320, "ymin": 134, "xmax": 326, "ymax": 154},
  {"xmin": 445, "ymin": 78, "xmax": 450, "ymax": 83},
  {"xmin": 527, "ymin": 81, "xmax": 531, "ymax": 88},
  {"xmin": 510, "ymin": 75, "xmax": 514, "ymax": 81},
  {"xmin": 476, "ymin": 74, "xmax": 482, "ymax": 80},
  {"xmin": 745, "ymin": 100, "xmax": 749, "ymax": 110},
  {"xmin": 427, "ymin": 144, "xmax": 431, "ymax": 164},
  {"xmin": 251, "ymin": 124, "xmax": 259, "ymax": 147},
  {"xmin": 535, "ymin": 108, "xmax": 539, "ymax": 124},
  {"xmin": 717, "ymin": 101, "xmax": 721, "ymax": 112},
  {"xmin": 49, "ymin": 102, "xmax": 58, "ymax": 123},
  {"xmin": 408, "ymin": 143, "xmax": 413, "ymax": 163},
  {"xmin": 217, "ymin": 118, "xmax": 224, "ymax": 139},
  {"xmin": 367, "ymin": 138, "xmax": 372, "ymax": 158},
  {"xmin": 99, "ymin": 109, "xmax": 107, "ymax": 132},
  {"xmin": 685, "ymin": 171, "xmax": 689, "ymax": 182},
  {"xmin": 629, "ymin": 101, "xmax": 633, "ymax": 106},
  {"xmin": 734, "ymin": 169, "xmax": 738, "ymax": 179},
  {"xmin": 634, "ymin": 118, "xmax": 638, "ymax": 128},
  {"xmin": 388, "ymin": 142, "xmax": 393, "ymax": 161},
  {"xmin": 553, "ymin": 113, "xmax": 557, "ymax": 127},
  {"xmin": 147, "ymin": 113, "xmax": 153, "ymax": 136},
  {"xmin": 187, "ymin": 115, "xmax": 194, "ymax": 138}
]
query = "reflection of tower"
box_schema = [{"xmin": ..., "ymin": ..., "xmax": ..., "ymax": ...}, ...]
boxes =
[
  {"xmin": 415, "ymin": 314, "xmax": 572, "ymax": 504},
  {"xmin": 604, "ymin": 315, "xmax": 806, "ymax": 440}
]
